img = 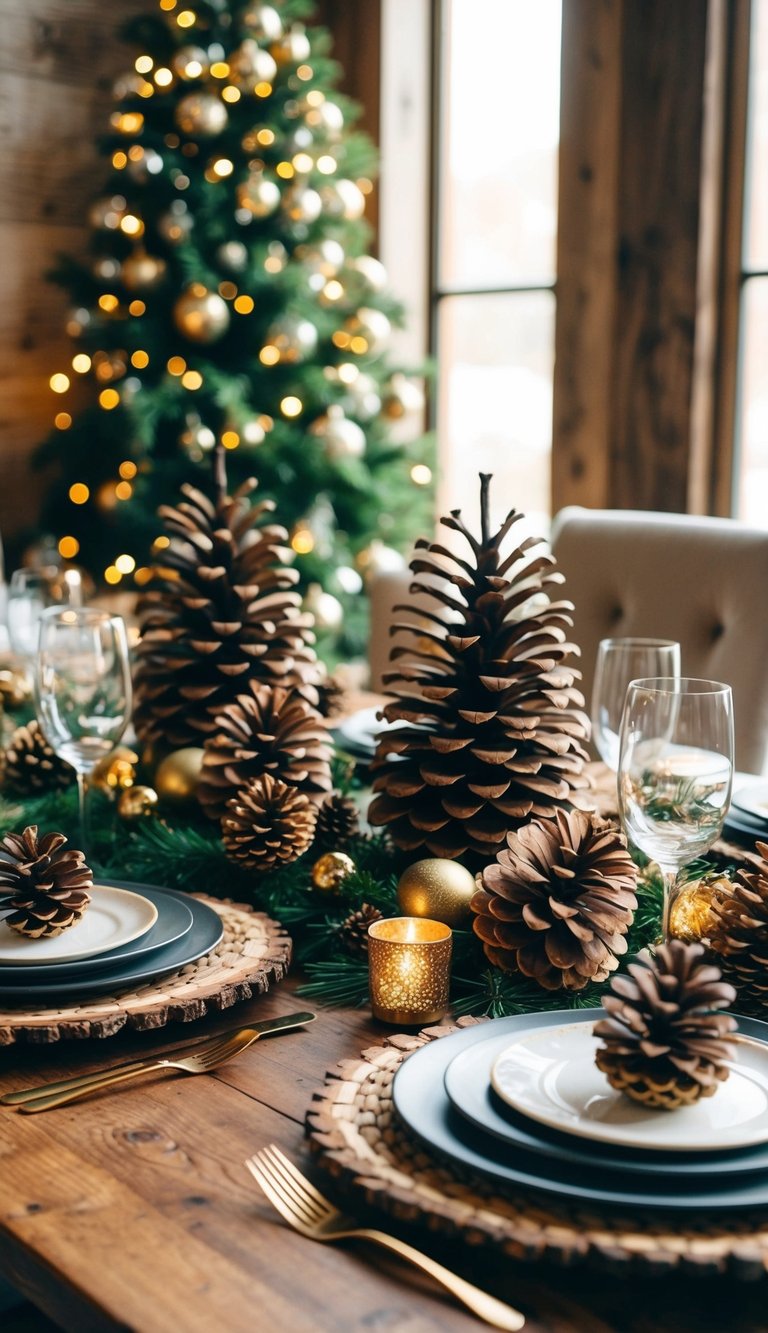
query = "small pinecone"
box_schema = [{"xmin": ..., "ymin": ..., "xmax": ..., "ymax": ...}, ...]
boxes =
[
  {"xmin": 314, "ymin": 794, "xmax": 361, "ymax": 849},
  {"xmin": 594, "ymin": 941, "xmax": 737, "ymax": 1110},
  {"xmin": 0, "ymin": 826, "xmax": 92, "ymax": 938},
  {"xmin": 200, "ymin": 681, "xmax": 333, "ymax": 823},
  {"xmin": 0, "ymin": 720, "xmax": 74, "ymax": 796},
  {"xmin": 221, "ymin": 774, "xmax": 318, "ymax": 872},
  {"xmin": 708, "ymin": 842, "xmax": 768, "ymax": 1007},
  {"xmin": 471, "ymin": 809, "xmax": 638, "ymax": 990},
  {"xmin": 340, "ymin": 903, "xmax": 384, "ymax": 956}
]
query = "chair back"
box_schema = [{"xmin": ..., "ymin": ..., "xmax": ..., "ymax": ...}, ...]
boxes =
[{"xmin": 550, "ymin": 506, "xmax": 768, "ymax": 774}]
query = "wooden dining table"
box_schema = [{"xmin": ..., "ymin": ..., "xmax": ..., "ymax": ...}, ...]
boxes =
[{"xmin": 1, "ymin": 970, "xmax": 767, "ymax": 1333}]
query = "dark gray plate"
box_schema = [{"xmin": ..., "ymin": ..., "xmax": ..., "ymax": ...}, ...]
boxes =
[
  {"xmin": 0, "ymin": 882, "xmax": 194, "ymax": 983},
  {"xmin": 0, "ymin": 886, "xmax": 222, "ymax": 1000},
  {"xmin": 393, "ymin": 1009, "xmax": 768, "ymax": 1212},
  {"xmin": 443, "ymin": 1025, "xmax": 768, "ymax": 1180}
]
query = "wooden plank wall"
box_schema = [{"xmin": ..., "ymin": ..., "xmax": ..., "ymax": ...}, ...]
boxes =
[{"xmin": 0, "ymin": 0, "xmax": 379, "ymax": 564}]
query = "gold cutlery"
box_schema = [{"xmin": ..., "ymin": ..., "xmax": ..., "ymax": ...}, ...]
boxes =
[
  {"xmin": 245, "ymin": 1144, "xmax": 525, "ymax": 1331},
  {"xmin": 2, "ymin": 1011, "xmax": 316, "ymax": 1113}
]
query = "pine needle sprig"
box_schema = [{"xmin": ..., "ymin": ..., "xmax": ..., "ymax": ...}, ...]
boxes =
[{"xmin": 299, "ymin": 958, "xmax": 370, "ymax": 1008}]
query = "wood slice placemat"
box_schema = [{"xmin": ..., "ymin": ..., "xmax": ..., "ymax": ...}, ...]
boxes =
[
  {"xmin": 0, "ymin": 896, "xmax": 291, "ymax": 1046},
  {"xmin": 307, "ymin": 1018, "xmax": 768, "ymax": 1279}
]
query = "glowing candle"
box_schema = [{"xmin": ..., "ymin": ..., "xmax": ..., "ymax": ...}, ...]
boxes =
[{"xmin": 367, "ymin": 917, "xmax": 452, "ymax": 1025}]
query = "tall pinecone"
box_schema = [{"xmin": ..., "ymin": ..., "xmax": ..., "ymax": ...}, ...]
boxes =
[
  {"xmin": 221, "ymin": 774, "xmax": 318, "ymax": 872},
  {"xmin": 471, "ymin": 809, "xmax": 638, "ymax": 990},
  {"xmin": 708, "ymin": 843, "xmax": 768, "ymax": 1008},
  {"xmin": 0, "ymin": 827, "xmax": 92, "ymax": 939},
  {"xmin": 1, "ymin": 720, "xmax": 74, "ymax": 795},
  {"xmin": 133, "ymin": 475, "xmax": 321, "ymax": 750},
  {"xmin": 594, "ymin": 942, "xmax": 737, "ymax": 1109},
  {"xmin": 368, "ymin": 474, "xmax": 590, "ymax": 865},
  {"xmin": 314, "ymin": 793, "xmax": 361, "ymax": 848},
  {"xmin": 199, "ymin": 680, "xmax": 333, "ymax": 822}
]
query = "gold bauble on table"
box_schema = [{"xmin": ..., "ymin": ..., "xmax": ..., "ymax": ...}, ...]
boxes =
[
  {"xmin": 173, "ymin": 284, "xmax": 230, "ymax": 343},
  {"xmin": 90, "ymin": 746, "xmax": 139, "ymax": 794},
  {"xmin": 155, "ymin": 748, "xmax": 204, "ymax": 811},
  {"xmin": 117, "ymin": 785, "xmax": 159, "ymax": 822},
  {"xmin": 311, "ymin": 851, "xmax": 356, "ymax": 892},
  {"xmin": 668, "ymin": 877, "xmax": 723, "ymax": 943},
  {"xmin": 397, "ymin": 858, "xmax": 477, "ymax": 928},
  {"xmin": 0, "ymin": 667, "xmax": 33, "ymax": 709}
]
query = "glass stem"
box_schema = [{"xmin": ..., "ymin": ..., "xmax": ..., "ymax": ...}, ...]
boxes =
[
  {"xmin": 76, "ymin": 770, "xmax": 91, "ymax": 858},
  {"xmin": 659, "ymin": 865, "xmax": 679, "ymax": 941}
]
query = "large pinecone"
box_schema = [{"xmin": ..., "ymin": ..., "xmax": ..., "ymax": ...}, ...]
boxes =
[
  {"xmin": 708, "ymin": 843, "xmax": 768, "ymax": 1008},
  {"xmin": 221, "ymin": 774, "xmax": 318, "ymax": 872},
  {"xmin": 1, "ymin": 720, "xmax": 74, "ymax": 795},
  {"xmin": 0, "ymin": 826, "xmax": 92, "ymax": 938},
  {"xmin": 368, "ymin": 474, "xmax": 590, "ymax": 865},
  {"xmin": 133, "ymin": 477, "xmax": 321, "ymax": 750},
  {"xmin": 471, "ymin": 809, "xmax": 638, "ymax": 990},
  {"xmin": 199, "ymin": 680, "xmax": 333, "ymax": 822},
  {"xmin": 594, "ymin": 941, "xmax": 737, "ymax": 1109}
]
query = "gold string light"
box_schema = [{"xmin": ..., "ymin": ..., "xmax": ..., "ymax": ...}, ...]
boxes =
[
  {"xmin": 49, "ymin": 373, "xmax": 70, "ymax": 394},
  {"xmin": 69, "ymin": 483, "xmax": 89, "ymax": 505}
]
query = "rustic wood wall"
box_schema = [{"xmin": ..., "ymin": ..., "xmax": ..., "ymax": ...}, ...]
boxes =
[{"xmin": 0, "ymin": 0, "xmax": 378, "ymax": 565}]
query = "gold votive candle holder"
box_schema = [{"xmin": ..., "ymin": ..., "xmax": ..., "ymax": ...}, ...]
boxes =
[{"xmin": 367, "ymin": 917, "xmax": 453, "ymax": 1025}]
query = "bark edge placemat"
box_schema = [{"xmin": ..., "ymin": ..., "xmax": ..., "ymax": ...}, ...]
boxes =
[
  {"xmin": 0, "ymin": 896, "xmax": 291, "ymax": 1045},
  {"xmin": 306, "ymin": 1017, "xmax": 768, "ymax": 1278}
]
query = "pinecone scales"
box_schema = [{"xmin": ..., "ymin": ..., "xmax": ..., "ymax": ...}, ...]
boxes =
[
  {"xmin": 0, "ymin": 826, "xmax": 92, "ymax": 938},
  {"xmin": 471, "ymin": 809, "xmax": 638, "ymax": 990},
  {"xmin": 708, "ymin": 841, "xmax": 768, "ymax": 1007},
  {"xmin": 595, "ymin": 941, "xmax": 737, "ymax": 1109},
  {"xmin": 222, "ymin": 774, "xmax": 318, "ymax": 873},
  {"xmin": 368, "ymin": 475, "xmax": 590, "ymax": 865},
  {"xmin": 1, "ymin": 720, "xmax": 74, "ymax": 795},
  {"xmin": 133, "ymin": 479, "xmax": 322, "ymax": 750},
  {"xmin": 314, "ymin": 793, "xmax": 361, "ymax": 848},
  {"xmin": 199, "ymin": 680, "xmax": 332, "ymax": 823}
]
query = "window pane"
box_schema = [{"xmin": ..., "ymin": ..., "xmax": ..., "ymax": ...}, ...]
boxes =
[
  {"xmin": 745, "ymin": 0, "xmax": 768, "ymax": 269},
  {"xmin": 735, "ymin": 278, "xmax": 768, "ymax": 525},
  {"xmin": 435, "ymin": 291, "xmax": 555, "ymax": 536},
  {"xmin": 437, "ymin": 0, "xmax": 562, "ymax": 289}
]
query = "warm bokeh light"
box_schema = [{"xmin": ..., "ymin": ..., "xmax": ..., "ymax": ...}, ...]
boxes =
[
  {"xmin": 221, "ymin": 430, "xmax": 240, "ymax": 449},
  {"xmin": 72, "ymin": 354, "xmax": 91, "ymax": 373},
  {"xmin": 210, "ymin": 61, "xmax": 229, "ymax": 79},
  {"xmin": 99, "ymin": 389, "xmax": 120, "ymax": 410},
  {"xmin": 69, "ymin": 483, "xmax": 90, "ymax": 505},
  {"xmin": 154, "ymin": 67, "xmax": 173, "ymax": 86},
  {"xmin": 276, "ymin": 161, "xmax": 294, "ymax": 180},
  {"xmin": 259, "ymin": 345, "xmax": 279, "ymax": 365},
  {"xmin": 254, "ymin": 81, "xmax": 272, "ymax": 98},
  {"xmin": 410, "ymin": 464, "xmax": 433, "ymax": 486},
  {"xmin": 54, "ymin": 412, "xmax": 72, "ymax": 430},
  {"xmin": 135, "ymin": 55, "xmax": 154, "ymax": 74},
  {"xmin": 235, "ymin": 295, "xmax": 255, "ymax": 315},
  {"xmin": 291, "ymin": 527, "xmax": 315, "ymax": 554},
  {"xmin": 222, "ymin": 86, "xmax": 241, "ymax": 103},
  {"xmin": 219, "ymin": 281, "xmax": 238, "ymax": 300},
  {"xmin": 131, "ymin": 350, "xmax": 150, "ymax": 369},
  {"xmin": 120, "ymin": 214, "xmax": 144, "ymax": 237},
  {"xmin": 280, "ymin": 395, "xmax": 303, "ymax": 417},
  {"xmin": 58, "ymin": 536, "xmax": 80, "ymax": 559},
  {"xmin": 129, "ymin": 300, "xmax": 146, "ymax": 316},
  {"xmin": 115, "ymin": 481, "xmax": 133, "ymax": 500},
  {"xmin": 167, "ymin": 356, "xmax": 187, "ymax": 376},
  {"xmin": 98, "ymin": 294, "xmax": 120, "ymax": 312},
  {"xmin": 177, "ymin": 9, "xmax": 196, "ymax": 27},
  {"xmin": 50, "ymin": 373, "xmax": 70, "ymax": 394},
  {"xmin": 119, "ymin": 460, "xmax": 138, "ymax": 480},
  {"xmin": 112, "ymin": 151, "xmax": 128, "ymax": 169},
  {"xmin": 115, "ymin": 554, "xmax": 136, "ymax": 574},
  {"xmin": 104, "ymin": 565, "xmax": 122, "ymax": 585},
  {"xmin": 153, "ymin": 535, "xmax": 171, "ymax": 550},
  {"xmin": 182, "ymin": 370, "xmax": 203, "ymax": 389}
]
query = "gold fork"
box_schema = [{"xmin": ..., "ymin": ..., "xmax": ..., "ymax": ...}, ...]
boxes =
[
  {"xmin": 246, "ymin": 1145, "xmax": 525, "ymax": 1331},
  {"xmin": 2, "ymin": 1012, "xmax": 315, "ymax": 1113}
]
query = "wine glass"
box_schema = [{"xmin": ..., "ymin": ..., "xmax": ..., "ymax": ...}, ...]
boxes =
[
  {"xmin": 34, "ymin": 608, "xmax": 132, "ymax": 855},
  {"xmin": 617, "ymin": 677, "xmax": 734, "ymax": 939},
  {"xmin": 591, "ymin": 637, "xmax": 681, "ymax": 770},
  {"xmin": 7, "ymin": 567, "xmax": 83, "ymax": 669}
]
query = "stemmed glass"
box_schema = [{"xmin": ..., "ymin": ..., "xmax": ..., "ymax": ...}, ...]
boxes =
[
  {"xmin": 591, "ymin": 638, "xmax": 681, "ymax": 770},
  {"xmin": 34, "ymin": 608, "xmax": 132, "ymax": 855},
  {"xmin": 617, "ymin": 677, "xmax": 734, "ymax": 939}
]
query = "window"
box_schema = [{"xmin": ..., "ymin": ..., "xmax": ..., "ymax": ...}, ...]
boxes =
[
  {"xmin": 431, "ymin": 0, "xmax": 562, "ymax": 535},
  {"xmin": 735, "ymin": 0, "xmax": 768, "ymax": 525}
]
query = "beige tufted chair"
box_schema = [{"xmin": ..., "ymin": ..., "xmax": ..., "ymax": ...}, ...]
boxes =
[{"xmin": 550, "ymin": 507, "xmax": 768, "ymax": 774}]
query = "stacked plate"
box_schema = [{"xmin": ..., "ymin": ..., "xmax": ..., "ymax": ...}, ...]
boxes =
[
  {"xmin": 724, "ymin": 780, "xmax": 768, "ymax": 843},
  {"xmin": 392, "ymin": 1009, "xmax": 768, "ymax": 1212},
  {"xmin": 0, "ymin": 880, "xmax": 223, "ymax": 1001}
]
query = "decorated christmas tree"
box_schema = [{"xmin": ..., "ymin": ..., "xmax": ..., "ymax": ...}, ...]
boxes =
[{"xmin": 32, "ymin": 0, "xmax": 430, "ymax": 660}]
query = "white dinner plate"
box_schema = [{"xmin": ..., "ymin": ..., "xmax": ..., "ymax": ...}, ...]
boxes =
[
  {"xmin": 731, "ymin": 782, "xmax": 768, "ymax": 820},
  {"xmin": 491, "ymin": 1021, "xmax": 768, "ymax": 1152},
  {"xmin": 0, "ymin": 885, "xmax": 158, "ymax": 965}
]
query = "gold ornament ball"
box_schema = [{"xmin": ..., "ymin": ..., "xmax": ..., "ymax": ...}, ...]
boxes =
[
  {"xmin": 175, "ymin": 92, "xmax": 228, "ymax": 138},
  {"xmin": 174, "ymin": 284, "xmax": 230, "ymax": 344},
  {"xmin": 91, "ymin": 746, "xmax": 139, "ymax": 794},
  {"xmin": 0, "ymin": 667, "xmax": 33, "ymax": 709},
  {"xmin": 303, "ymin": 583, "xmax": 344, "ymax": 632},
  {"xmin": 668, "ymin": 878, "xmax": 722, "ymax": 943},
  {"xmin": 117, "ymin": 785, "xmax": 159, "ymax": 823},
  {"xmin": 155, "ymin": 748, "xmax": 204, "ymax": 811},
  {"xmin": 237, "ymin": 172, "xmax": 282, "ymax": 219},
  {"xmin": 121, "ymin": 251, "xmax": 167, "ymax": 292},
  {"xmin": 312, "ymin": 851, "xmax": 356, "ymax": 892},
  {"xmin": 397, "ymin": 858, "xmax": 477, "ymax": 929}
]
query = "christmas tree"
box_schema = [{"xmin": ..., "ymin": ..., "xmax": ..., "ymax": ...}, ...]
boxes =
[{"xmin": 33, "ymin": 0, "xmax": 430, "ymax": 661}]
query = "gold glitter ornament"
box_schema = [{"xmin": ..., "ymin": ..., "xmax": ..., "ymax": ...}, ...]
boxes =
[
  {"xmin": 175, "ymin": 92, "xmax": 228, "ymax": 138},
  {"xmin": 155, "ymin": 748, "xmax": 204, "ymax": 811},
  {"xmin": 90, "ymin": 746, "xmax": 139, "ymax": 794},
  {"xmin": 311, "ymin": 850, "xmax": 356, "ymax": 892},
  {"xmin": 668, "ymin": 877, "xmax": 723, "ymax": 943},
  {"xmin": 397, "ymin": 858, "xmax": 477, "ymax": 929},
  {"xmin": 117, "ymin": 785, "xmax": 159, "ymax": 822},
  {"xmin": 173, "ymin": 284, "xmax": 230, "ymax": 343}
]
